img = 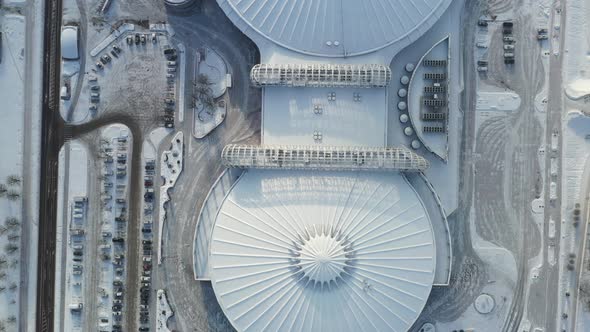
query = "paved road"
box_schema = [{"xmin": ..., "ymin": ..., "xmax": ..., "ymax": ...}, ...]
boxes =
[
  {"xmin": 151, "ymin": 2, "xmax": 262, "ymax": 331},
  {"xmin": 35, "ymin": 0, "xmax": 66, "ymax": 330},
  {"xmin": 541, "ymin": 3, "xmax": 567, "ymax": 331}
]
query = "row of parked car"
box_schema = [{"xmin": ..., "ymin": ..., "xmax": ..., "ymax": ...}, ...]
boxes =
[
  {"xmin": 96, "ymin": 44, "xmax": 122, "ymax": 70},
  {"xmin": 69, "ymin": 196, "xmax": 88, "ymax": 315},
  {"xmin": 99, "ymin": 136, "xmax": 130, "ymax": 332},
  {"xmin": 162, "ymin": 46, "xmax": 177, "ymax": 129},
  {"xmin": 126, "ymin": 32, "xmax": 158, "ymax": 46},
  {"xmin": 138, "ymin": 160, "xmax": 156, "ymax": 330}
]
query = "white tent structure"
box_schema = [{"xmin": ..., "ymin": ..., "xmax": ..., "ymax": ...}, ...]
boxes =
[
  {"xmin": 209, "ymin": 170, "xmax": 436, "ymax": 332},
  {"xmin": 61, "ymin": 26, "xmax": 79, "ymax": 60}
]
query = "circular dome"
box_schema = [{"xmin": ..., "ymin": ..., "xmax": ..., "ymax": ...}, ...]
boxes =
[
  {"xmin": 398, "ymin": 88, "xmax": 408, "ymax": 98},
  {"xmin": 404, "ymin": 126, "xmax": 414, "ymax": 136},
  {"xmin": 217, "ymin": 0, "xmax": 453, "ymax": 57},
  {"xmin": 298, "ymin": 233, "xmax": 348, "ymax": 284},
  {"xmin": 405, "ymin": 63, "xmax": 416, "ymax": 72},
  {"xmin": 475, "ymin": 294, "xmax": 496, "ymax": 314},
  {"xmin": 398, "ymin": 101, "xmax": 408, "ymax": 111},
  {"xmin": 401, "ymin": 75, "xmax": 410, "ymax": 85},
  {"xmin": 400, "ymin": 114, "xmax": 409, "ymax": 123},
  {"xmin": 412, "ymin": 140, "xmax": 422, "ymax": 149},
  {"xmin": 210, "ymin": 170, "xmax": 436, "ymax": 332},
  {"xmin": 164, "ymin": 0, "xmax": 196, "ymax": 8}
]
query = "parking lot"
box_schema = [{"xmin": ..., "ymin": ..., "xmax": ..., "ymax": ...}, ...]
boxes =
[{"xmin": 85, "ymin": 28, "xmax": 178, "ymax": 131}]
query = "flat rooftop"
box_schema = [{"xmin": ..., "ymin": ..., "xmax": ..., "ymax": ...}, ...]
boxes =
[{"xmin": 262, "ymin": 87, "xmax": 387, "ymax": 147}]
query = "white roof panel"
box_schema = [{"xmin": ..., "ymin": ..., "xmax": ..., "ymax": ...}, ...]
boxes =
[
  {"xmin": 262, "ymin": 87, "xmax": 387, "ymax": 147},
  {"xmin": 210, "ymin": 170, "xmax": 436, "ymax": 332},
  {"xmin": 218, "ymin": 0, "xmax": 453, "ymax": 57}
]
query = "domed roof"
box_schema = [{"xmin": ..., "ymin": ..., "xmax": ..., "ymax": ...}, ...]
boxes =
[
  {"xmin": 209, "ymin": 170, "xmax": 436, "ymax": 332},
  {"xmin": 217, "ymin": 0, "xmax": 453, "ymax": 57}
]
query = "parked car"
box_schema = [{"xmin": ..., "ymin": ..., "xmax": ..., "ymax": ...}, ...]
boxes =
[{"xmin": 100, "ymin": 54, "xmax": 111, "ymax": 64}]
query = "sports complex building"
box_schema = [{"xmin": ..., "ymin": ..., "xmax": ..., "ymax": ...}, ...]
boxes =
[{"xmin": 194, "ymin": 1, "xmax": 455, "ymax": 331}]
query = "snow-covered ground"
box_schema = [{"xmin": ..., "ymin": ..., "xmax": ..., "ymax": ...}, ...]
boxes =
[
  {"xmin": 156, "ymin": 289, "xmax": 173, "ymax": 332},
  {"xmin": 560, "ymin": 0, "xmax": 590, "ymax": 328},
  {"xmin": 563, "ymin": 0, "xmax": 590, "ymax": 100},
  {"xmin": 434, "ymin": 199, "xmax": 518, "ymax": 332},
  {"xmin": 560, "ymin": 111, "xmax": 590, "ymax": 331},
  {"xmin": 0, "ymin": 14, "xmax": 25, "ymax": 176},
  {"xmin": 193, "ymin": 48, "xmax": 229, "ymax": 139},
  {"xmin": 157, "ymin": 132, "xmax": 183, "ymax": 264},
  {"xmin": 0, "ymin": 12, "xmax": 26, "ymax": 330}
]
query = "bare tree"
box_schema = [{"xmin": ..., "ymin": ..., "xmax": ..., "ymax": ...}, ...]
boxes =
[
  {"xmin": 202, "ymin": 96, "xmax": 217, "ymax": 113},
  {"xmin": 195, "ymin": 73, "xmax": 212, "ymax": 86},
  {"xmin": 193, "ymin": 74, "xmax": 214, "ymax": 101},
  {"xmin": 4, "ymin": 244, "xmax": 18, "ymax": 255},
  {"xmin": 5, "ymin": 217, "xmax": 20, "ymax": 229},
  {"xmin": 6, "ymin": 316, "xmax": 15, "ymax": 325},
  {"xmin": 0, "ymin": 184, "xmax": 6, "ymax": 197},
  {"xmin": 0, "ymin": 272, "xmax": 6, "ymax": 280},
  {"xmin": 6, "ymin": 191, "xmax": 20, "ymax": 201},
  {"xmin": 6, "ymin": 175, "xmax": 21, "ymax": 186},
  {"xmin": 8, "ymin": 283, "xmax": 17, "ymax": 292}
]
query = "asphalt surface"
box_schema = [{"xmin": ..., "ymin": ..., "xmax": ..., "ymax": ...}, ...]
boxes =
[
  {"xmin": 540, "ymin": 3, "xmax": 567, "ymax": 331},
  {"xmin": 35, "ymin": 0, "xmax": 66, "ymax": 330},
  {"xmin": 71, "ymin": 114, "xmax": 145, "ymax": 332}
]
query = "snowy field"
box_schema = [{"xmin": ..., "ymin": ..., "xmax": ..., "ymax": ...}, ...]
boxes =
[
  {"xmin": 0, "ymin": 12, "xmax": 25, "ymax": 330},
  {"xmin": 157, "ymin": 132, "xmax": 183, "ymax": 264},
  {"xmin": 563, "ymin": 0, "xmax": 590, "ymax": 100}
]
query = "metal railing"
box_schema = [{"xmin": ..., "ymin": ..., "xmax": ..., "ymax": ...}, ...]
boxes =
[
  {"xmin": 221, "ymin": 144, "xmax": 429, "ymax": 172},
  {"xmin": 250, "ymin": 63, "xmax": 391, "ymax": 88}
]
